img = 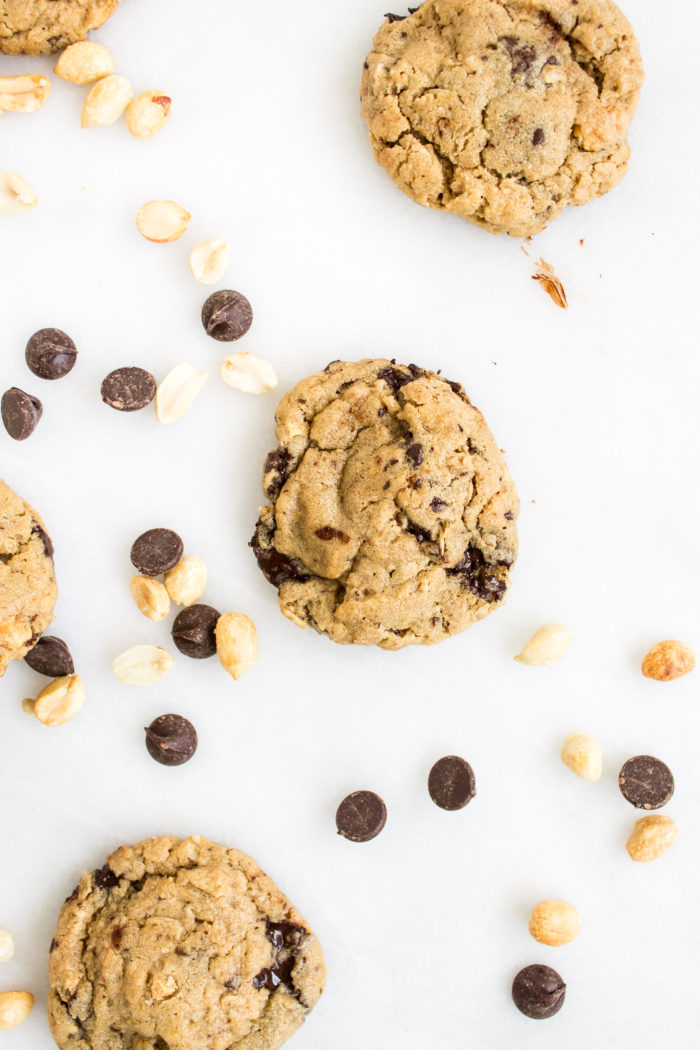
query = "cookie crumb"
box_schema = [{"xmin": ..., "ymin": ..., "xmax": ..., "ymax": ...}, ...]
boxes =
[{"xmin": 532, "ymin": 259, "xmax": 567, "ymax": 309}]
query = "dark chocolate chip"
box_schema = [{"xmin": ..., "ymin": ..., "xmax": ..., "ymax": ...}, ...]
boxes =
[
  {"xmin": 532, "ymin": 128, "xmax": 545, "ymax": 145},
  {"xmin": 1, "ymin": 387, "xmax": 42, "ymax": 440},
  {"xmin": 145, "ymin": 713, "xmax": 198, "ymax": 765},
  {"xmin": 405, "ymin": 520, "xmax": 431, "ymax": 544},
  {"xmin": 130, "ymin": 528, "xmax": 184, "ymax": 576},
  {"xmin": 376, "ymin": 364, "xmax": 414, "ymax": 392},
  {"xmin": 32, "ymin": 522, "xmax": 54, "ymax": 559},
  {"xmin": 266, "ymin": 920, "xmax": 306, "ymax": 951},
  {"xmin": 314, "ymin": 526, "xmax": 350, "ymax": 543},
  {"xmin": 263, "ymin": 448, "xmax": 292, "ymax": 499},
  {"xmin": 25, "ymin": 328, "xmax": 77, "ymax": 380},
  {"xmin": 428, "ymin": 755, "xmax": 476, "ymax": 810},
  {"xmin": 502, "ymin": 37, "xmax": 537, "ymax": 74},
  {"xmin": 111, "ymin": 926, "xmax": 124, "ymax": 948},
  {"xmin": 504, "ymin": 510, "xmax": 514, "ymax": 520},
  {"xmin": 250, "ymin": 519, "xmax": 311, "ymax": 588},
  {"xmin": 378, "ymin": 405, "xmax": 387, "ymax": 417},
  {"xmin": 172, "ymin": 604, "xmax": 220, "ymax": 658},
  {"xmin": 50, "ymin": 938, "xmax": 59, "ymax": 951},
  {"xmin": 336, "ymin": 790, "xmax": 387, "ymax": 842},
  {"xmin": 512, "ymin": 964, "xmax": 566, "ymax": 1019},
  {"xmin": 545, "ymin": 55, "xmax": 559, "ymax": 64},
  {"xmin": 101, "ymin": 367, "xmax": 156, "ymax": 412},
  {"xmin": 406, "ymin": 443, "xmax": 424, "ymax": 466},
  {"xmin": 253, "ymin": 955, "xmax": 295, "ymax": 991},
  {"xmin": 201, "ymin": 290, "xmax": 253, "ymax": 342},
  {"xmin": 430, "ymin": 497, "xmax": 448, "ymax": 512},
  {"xmin": 447, "ymin": 544, "xmax": 506, "ymax": 603},
  {"xmin": 93, "ymin": 864, "xmax": 119, "ymax": 889},
  {"xmin": 618, "ymin": 755, "xmax": 674, "ymax": 810},
  {"xmin": 24, "ymin": 636, "xmax": 74, "ymax": 677}
]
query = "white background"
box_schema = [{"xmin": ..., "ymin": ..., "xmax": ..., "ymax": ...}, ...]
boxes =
[{"xmin": 1, "ymin": 0, "xmax": 699, "ymax": 1047}]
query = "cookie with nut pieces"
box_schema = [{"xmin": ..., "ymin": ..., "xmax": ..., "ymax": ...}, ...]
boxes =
[{"xmin": 0, "ymin": 0, "xmax": 120, "ymax": 55}]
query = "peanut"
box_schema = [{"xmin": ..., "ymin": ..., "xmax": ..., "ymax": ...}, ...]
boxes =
[
  {"xmin": 528, "ymin": 900, "xmax": 581, "ymax": 946},
  {"xmin": 215, "ymin": 613, "xmax": 258, "ymax": 680},
  {"xmin": 560, "ymin": 732, "xmax": 602, "ymax": 782},
  {"xmin": 626, "ymin": 815, "xmax": 679, "ymax": 862},
  {"xmin": 164, "ymin": 556, "xmax": 207, "ymax": 606},
  {"xmin": 514, "ymin": 623, "xmax": 572, "ymax": 666},
  {"xmin": 129, "ymin": 575, "xmax": 170, "ymax": 621},
  {"xmin": 641, "ymin": 640, "xmax": 695, "ymax": 682},
  {"xmin": 0, "ymin": 991, "xmax": 33, "ymax": 1030},
  {"xmin": 34, "ymin": 674, "xmax": 84, "ymax": 726},
  {"xmin": 54, "ymin": 42, "xmax": 114, "ymax": 84}
]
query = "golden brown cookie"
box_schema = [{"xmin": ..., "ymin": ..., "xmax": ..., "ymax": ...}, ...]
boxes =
[
  {"xmin": 0, "ymin": 478, "xmax": 57, "ymax": 676},
  {"xmin": 361, "ymin": 0, "xmax": 643, "ymax": 236},
  {"xmin": 252, "ymin": 359, "xmax": 518, "ymax": 649},
  {"xmin": 48, "ymin": 836, "xmax": 326, "ymax": 1050},
  {"xmin": 0, "ymin": 0, "xmax": 119, "ymax": 56}
]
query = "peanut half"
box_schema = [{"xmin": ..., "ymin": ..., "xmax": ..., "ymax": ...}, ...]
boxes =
[
  {"xmin": 0, "ymin": 991, "xmax": 33, "ymax": 1030},
  {"xmin": 0, "ymin": 74, "xmax": 51, "ymax": 112},
  {"xmin": 0, "ymin": 929, "xmax": 15, "ymax": 963},
  {"xmin": 514, "ymin": 622, "xmax": 572, "ymax": 666},
  {"xmin": 216, "ymin": 613, "xmax": 258, "ymax": 680},
  {"xmin": 125, "ymin": 90, "xmax": 171, "ymax": 139},
  {"xmin": 136, "ymin": 200, "xmax": 190, "ymax": 243},
  {"xmin": 528, "ymin": 900, "xmax": 581, "ymax": 946},
  {"xmin": 54, "ymin": 42, "xmax": 114, "ymax": 84},
  {"xmin": 220, "ymin": 352, "xmax": 278, "ymax": 395},
  {"xmin": 155, "ymin": 363, "xmax": 207, "ymax": 423},
  {"xmin": 112, "ymin": 645, "xmax": 174, "ymax": 685},
  {"xmin": 34, "ymin": 674, "xmax": 84, "ymax": 726},
  {"xmin": 81, "ymin": 74, "xmax": 133, "ymax": 128},
  {"xmin": 0, "ymin": 170, "xmax": 38, "ymax": 214},
  {"xmin": 626, "ymin": 815, "xmax": 679, "ymax": 862},
  {"xmin": 130, "ymin": 575, "xmax": 171, "ymax": 621},
  {"xmin": 641, "ymin": 640, "xmax": 695, "ymax": 682},
  {"xmin": 560, "ymin": 732, "xmax": 602, "ymax": 782},
  {"xmin": 189, "ymin": 238, "xmax": 231, "ymax": 284},
  {"xmin": 164, "ymin": 556, "xmax": 207, "ymax": 606}
]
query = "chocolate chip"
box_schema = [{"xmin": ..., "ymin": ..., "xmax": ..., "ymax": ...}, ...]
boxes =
[
  {"xmin": 336, "ymin": 790, "xmax": 387, "ymax": 842},
  {"xmin": 314, "ymin": 526, "xmax": 350, "ymax": 543},
  {"xmin": 376, "ymin": 364, "xmax": 414, "ymax": 392},
  {"xmin": 266, "ymin": 920, "xmax": 306, "ymax": 951},
  {"xmin": 101, "ymin": 367, "xmax": 156, "ymax": 411},
  {"xmin": 32, "ymin": 522, "xmax": 54, "ymax": 559},
  {"xmin": 145, "ymin": 713, "xmax": 198, "ymax": 765},
  {"xmin": 24, "ymin": 636, "xmax": 74, "ymax": 677},
  {"xmin": 512, "ymin": 964, "xmax": 566, "ymax": 1019},
  {"xmin": 263, "ymin": 448, "xmax": 292, "ymax": 499},
  {"xmin": 545, "ymin": 55, "xmax": 559, "ymax": 64},
  {"xmin": 111, "ymin": 926, "xmax": 124, "ymax": 948},
  {"xmin": 25, "ymin": 328, "xmax": 77, "ymax": 380},
  {"xmin": 130, "ymin": 528, "xmax": 184, "ymax": 576},
  {"xmin": 93, "ymin": 864, "xmax": 119, "ymax": 889},
  {"xmin": 405, "ymin": 519, "xmax": 431, "ymax": 544},
  {"xmin": 253, "ymin": 955, "xmax": 295, "ymax": 991},
  {"xmin": 428, "ymin": 755, "xmax": 476, "ymax": 810},
  {"xmin": 504, "ymin": 510, "xmax": 514, "ymax": 520},
  {"xmin": 250, "ymin": 519, "xmax": 311, "ymax": 588},
  {"xmin": 172, "ymin": 604, "xmax": 220, "ymax": 658},
  {"xmin": 532, "ymin": 128, "xmax": 545, "ymax": 145},
  {"xmin": 502, "ymin": 37, "xmax": 537, "ymax": 74},
  {"xmin": 447, "ymin": 544, "xmax": 506, "ymax": 603},
  {"xmin": 1, "ymin": 387, "xmax": 42, "ymax": 440},
  {"xmin": 618, "ymin": 755, "xmax": 674, "ymax": 810},
  {"xmin": 406, "ymin": 443, "xmax": 424, "ymax": 466},
  {"xmin": 201, "ymin": 289, "xmax": 253, "ymax": 342},
  {"xmin": 430, "ymin": 497, "xmax": 448, "ymax": 512}
]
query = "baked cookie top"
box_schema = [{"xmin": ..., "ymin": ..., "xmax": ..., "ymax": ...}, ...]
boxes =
[
  {"xmin": 0, "ymin": 0, "xmax": 119, "ymax": 55},
  {"xmin": 361, "ymin": 0, "xmax": 643, "ymax": 236},
  {"xmin": 252, "ymin": 359, "xmax": 518, "ymax": 650},
  {"xmin": 0, "ymin": 478, "xmax": 57, "ymax": 676},
  {"xmin": 48, "ymin": 835, "xmax": 326, "ymax": 1050}
]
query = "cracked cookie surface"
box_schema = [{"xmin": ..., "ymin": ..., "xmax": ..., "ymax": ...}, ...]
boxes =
[
  {"xmin": 252, "ymin": 359, "xmax": 518, "ymax": 650},
  {"xmin": 361, "ymin": 0, "xmax": 643, "ymax": 236},
  {"xmin": 48, "ymin": 836, "xmax": 326, "ymax": 1050},
  {"xmin": 0, "ymin": 478, "xmax": 57, "ymax": 676},
  {"xmin": 0, "ymin": 0, "xmax": 119, "ymax": 55}
]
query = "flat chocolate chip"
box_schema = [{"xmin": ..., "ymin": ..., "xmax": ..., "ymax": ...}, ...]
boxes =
[
  {"xmin": 532, "ymin": 128, "xmax": 545, "ymax": 145},
  {"xmin": 172, "ymin": 604, "xmax": 220, "ymax": 658},
  {"xmin": 430, "ymin": 497, "xmax": 448, "ymax": 512},
  {"xmin": 253, "ymin": 956, "xmax": 295, "ymax": 991},
  {"xmin": 24, "ymin": 636, "xmax": 74, "ymax": 677},
  {"xmin": 201, "ymin": 289, "xmax": 253, "ymax": 342},
  {"xmin": 145, "ymin": 713, "xmax": 198, "ymax": 765},
  {"xmin": 446, "ymin": 544, "xmax": 506, "ymax": 603},
  {"xmin": 101, "ymin": 367, "xmax": 156, "ymax": 411},
  {"xmin": 315, "ymin": 526, "xmax": 350, "ymax": 543},
  {"xmin": 2, "ymin": 387, "xmax": 42, "ymax": 440},
  {"xmin": 130, "ymin": 528, "xmax": 184, "ymax": 576},
  {"xmin": 619, "ymin": 755, "xmax": 674, "ymax": 810},
  {"xmin": 336, "ymin": 790, "xmax": 387, "ymax": 842},
  {"xmin": 406, "ymin": 443, "xmax": 424, "ymax": 466},
  {"xmin": 428, "ymin": 755, "xmax": 476, "ymax": 810},
  {"xmin": 25, "ymin": 328, "xmax": 77, "ymax": 380},
  {"xmin": 266, "ymin": 920, "xmax": 306, "ymax": 951},
  {"xmin": 512, "ymin": 964, "xmax": 566, "ymax": 1019},
  {"xmin": 376, "ymin": 364, "xmax": 414, "ymax": 392},
  {"xmin": 93, "ymin": 864, "xmax": 119, "ymax": 889}
]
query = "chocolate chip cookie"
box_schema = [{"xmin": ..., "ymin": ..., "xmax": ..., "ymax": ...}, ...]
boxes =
[
  {"xmin": 0, "ymin": 478, "xmax": 57, "ymax": 676},
  {"xmin": 361, "ymin": 0, "xmax": 643, "ymax": 236},
  {"xmin": 0, "ymin": 0, "xmax": 119, "ymax": 55},
  {"xmin": 48, "ymin": 836, "xmax": 326, "ymax": 1050},
  {"xmin": 252, "ymin": 359, "xmax": 518, "ymax": 649}
]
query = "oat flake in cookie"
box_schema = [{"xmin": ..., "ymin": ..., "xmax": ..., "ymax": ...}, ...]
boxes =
[
  {"xmin": 252, "ymin": 359, "xmax": 518, "ymax": 649},
  {"xmin": 48, "ymin": 836, "xmax": 326, "ymax": 1050},
  {"xmin": 0, "ymin": 0, "xmax": 120, "ymax": 56},
  {"xmin": 0, "ymin": 478, "xmax": 57, "ymax": 676},
  {"xmin": 361, "ymin": 0, "xmax": 644, "ymax": 237}
]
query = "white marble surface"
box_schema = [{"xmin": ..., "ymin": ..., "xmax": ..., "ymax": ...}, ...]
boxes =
[{"xmin": 1, "ymin": 0, "xmax": 699, "ymax": 1047}]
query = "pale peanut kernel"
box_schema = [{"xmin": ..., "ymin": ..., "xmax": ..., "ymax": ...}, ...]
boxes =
[
  {"xmin": 81, "ymin": 74, "xmax": 133, "ymax": 128},
  {"xmin": 136, "ymin": 200, "xmax": 190, "ymax": 243},
  {"xmin": 54, "ymin": 42, "xmax": 114, "ymax": 84},
  {"xmin": 215, "ymin": 613, "xmax": 258, "ymax": 680},
  {"xmin": 0, "ymin": 991, "xmax": 34, "ymax": 1030},
  {"xmin": 189, "ymin": 238, "xmax": 231, "ymax": 284},
  {"xmin": 34, "ymin": 674, "xmax": 84, "ymax": 726},
  {"xmin": 514, "ymin": 622, "xmax": 572, "ymax": 666},
  {"xmin": 626, "ymin": 815, "xmax": 679, "ymax": 862},
  {"xmin": 0, "ymin": 929, "xmax": 15, "ymax": 963},
  {"xmin": 0, "ymin": 74, "xmax": 51, "ymax": 113},
  {"xmin": 0, "ymin": 170, "xmax": 38, "ymax": 214},
  {"xmin": 164, "ymin": 556, "xmax": 207, "ymax": 606},
  {"xmin": 130, "ymin": 575, "xmax": 170, "ymax": 621},
  {"xmin": 155, "ymin": 363, "xmax": 207, "ymax": 423},
  {"xmin": 560, "ymin": 732, "xmax": 602, "ymax": 782},
  {"xmin": 641, "ymin": 640, "xmax": 695, "ymax": 682},
  {"xmin": 220, "ymin": 352, "xmax": 278, "ymax": 395},
  {"xmin": 112, "ymin": 645, "xmax": 174, "ymax": 685},
  {"xmin": 125, "ymin": 90, "xmax": 171, "ymax": 139},
  {"xmin": 528, "ymin": 900, "xmax": 581, "ymax": 946}
]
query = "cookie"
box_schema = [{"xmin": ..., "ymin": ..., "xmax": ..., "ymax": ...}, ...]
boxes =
[
  {"xmin": 48, "ymin": 835, "xmax": 326, "ymax": 1050},
  {"xmin": 0, "ymin": 0, "xmax": 119, "ymax": 56},
  {"xmin": 0, "ymin": 478, "xmax": 57, "ymax": 676},
  {"xmin": 252, "ymin": 359, "xmax": 518, "ymax": 649},
  {"xmin": 361, "ymin": 0, "xmax": 643, "ymax": 237}
]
